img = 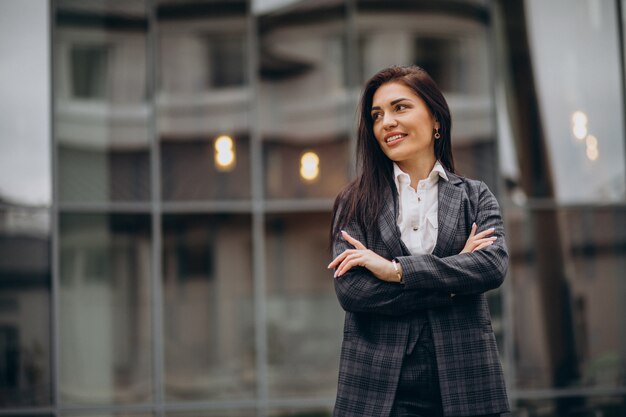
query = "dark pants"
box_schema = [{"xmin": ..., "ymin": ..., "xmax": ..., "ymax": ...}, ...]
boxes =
[
  {"xmin": 390, "ymin": 321, "xmax": 441, "ymax": 417},
  {"xmin": 389, "ymin": 321, "xmax": 500, "ymax": 417}
]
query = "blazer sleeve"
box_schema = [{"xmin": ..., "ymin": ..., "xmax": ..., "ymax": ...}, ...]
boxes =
[
  {"xmin": 395, "ymin": 182, "xmax": 509, "ymax": 295},
  {"xmin": 332, "ymin": 216, "xmax": 454, "ymax": 316}
]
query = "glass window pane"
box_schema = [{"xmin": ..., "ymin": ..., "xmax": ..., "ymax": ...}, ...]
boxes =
[
  {"xmin": 508, "ymin": 206, "xmax": 626, "ymax": 390},
  {"xmin": 258, "ymin": 1, "xmax": 351, "ymax": 200},
  {"xmin": 524, "ymin": 0, "xmax": 626, "ymax": 203},
  {"xmin": 0, "ymin": 208, "xmax": 51, "ymax": 406},
  {"xmin": 55, "ymin": 0, "xmax": 151, "ymax": 202},
  {"xmin": 167, "ymin": 411, "xmax": 255, "ymax": 417},
  {"xmin": 61, "ymin": 412, "xmax": 153, "ymax": 417},
  {"xmin": 265, "ymin": 213, "xmax": 342, "ymax": 399},
  {"xmin": 59, "ymin": 213, "xmax": 152, "ymax": 404},
  {"xmin": 0, "ymin": 0, "xmax": 51, "ymax": 206},
  {"xmin": 162, "ymin": 214, "xmax": 255, "ymax": 401},
  {"xmin": 269, "ymin": 408, "xmax": 333, "ymax": 417},
  {"xmin": 157, "ymin": 0, "xmax": 251, "ymax": 201},
  {"xmin": 515, "ymin": 395, "xmax": 626, "ymax": 417},
  {"xmin": 62, "ymin": 414, "xmax": 153, "ymax": 417}
]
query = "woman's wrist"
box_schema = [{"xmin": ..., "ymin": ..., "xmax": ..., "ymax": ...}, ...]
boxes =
[{"xmin": 391, "ymin": 259, "xmax": 403, "ymax": 283}]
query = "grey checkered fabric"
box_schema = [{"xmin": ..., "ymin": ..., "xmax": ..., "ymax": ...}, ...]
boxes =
[{"xmin": 332, "ymin": 171, "xmax": 510, "ymax": 417}]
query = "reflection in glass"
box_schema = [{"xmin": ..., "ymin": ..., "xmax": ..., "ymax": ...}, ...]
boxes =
[
  {"xmin": 258, "ymin": 1, "xmax": 351, "ymax": 200},
  {"xmin": 62, "ymin": 414, "xmax": 152, "ymax": 417},
  {"xmin": 265, "ymin": 213, "xmax": 342, "ymax": 398},
  {"xmin": 167, "ymin": 411, "xmax": 255, "ymax": 417},
  {"xmin": 508, "ymin": 206, "xmax": 626, "ymax": 390},
  {"xmin": 162, "ymin": 214, "xmax": 255, "ymax": 401},
  {"xmin": 161, "ymin": 134, "xmax": 251, "ymax": 201},
  {"xmin": 55, "ymin": 0, "xmax": 151, "ymax": 202},
  {"xmin": 157, "ymin": 0, "xmax": 250, "ymax": 201},
  {"xmin": 0, "ymin": 208, "xmax": 51, "ymax": 406},
  {"xmin": 524, "ymin": 0, "xmax": 626, "ymax": 203},
  {"xmin": 264, "ymin": 140, "xmax": 349, "ymax": 199},
  {"xmin": 59, "ymin": 214, "xmax": 152, "ymax": 404},
  {"xmin": 515, "ymin": 395, "xmax": 626, "ymax": 417},
  {"xmin": 269, "ymin": 408, "xmax": 332, "ymax": 417},
  {"xmin": 0, "ymin": 0, "xmax": 51, "ymax": 206}
]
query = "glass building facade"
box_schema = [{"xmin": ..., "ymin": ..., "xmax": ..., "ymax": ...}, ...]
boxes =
[{"xmin": 0, "ymin": 0, "xmax": 625, "ymax": 416}]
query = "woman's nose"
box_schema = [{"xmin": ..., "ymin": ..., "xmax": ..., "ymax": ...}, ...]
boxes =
[{"xmin": 382, "ymin": 114, "xmax": 397, "ymax": 129}]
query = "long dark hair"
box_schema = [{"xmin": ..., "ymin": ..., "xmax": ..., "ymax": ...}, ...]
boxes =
[{"xmin": 331, "ymin": 65, "xmax": 455, "ymax": 244}]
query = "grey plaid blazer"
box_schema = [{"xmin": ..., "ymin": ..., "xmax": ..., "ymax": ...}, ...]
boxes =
[{"xmin": 332, "ymin": 171, "xmax": 510, "ymax": 417}]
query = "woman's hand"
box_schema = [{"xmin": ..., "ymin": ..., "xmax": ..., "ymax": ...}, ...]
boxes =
[
  {"xmin": 328, "ymin": 231, "xmax": 398, "ymax": 282},
  {"xmin": 460, "ymin": 223, "xmax": 497, "ymax": 254}
]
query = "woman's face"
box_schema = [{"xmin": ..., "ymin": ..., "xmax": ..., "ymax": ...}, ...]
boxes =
[{"xmin": 370, "ymin": 81, "xmax": 439, "ymax": 164}]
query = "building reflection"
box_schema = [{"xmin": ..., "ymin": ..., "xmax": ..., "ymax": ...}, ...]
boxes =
[{"xmin": 0, "ymin": 204, "xmax": 51, "ymax": 406}]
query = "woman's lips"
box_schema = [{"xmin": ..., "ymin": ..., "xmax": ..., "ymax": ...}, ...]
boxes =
[{"xmin": 385, "ymin": 133, "xmax": 407, "ymax": 145}]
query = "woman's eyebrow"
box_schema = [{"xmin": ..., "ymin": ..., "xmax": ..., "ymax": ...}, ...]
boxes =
[
  {"xmin": 371, "ymin": 97, "xmax": 411, "ymax": 111},
  {"xmin": 390, "ymin": 97, "xmax": 410, "ymax": 105}
]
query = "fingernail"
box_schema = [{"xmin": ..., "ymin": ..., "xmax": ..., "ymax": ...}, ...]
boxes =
[
  {"xmin": 341, "ymin": 230, "xmax": 347, "ymax": 234},
  {"xmin": 489, "ymin": 227, "xmax": 495, "ymax": 231},
  {"xmin": 491, "ymin": 237, "xmax": 497, "ymax": 240}
]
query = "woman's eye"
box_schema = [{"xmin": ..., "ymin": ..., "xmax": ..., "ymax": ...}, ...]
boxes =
[
  {"xmin": 372, "ymin": 113, "xmax": 382, "ymax": 120},
  {"xmin": 396, "ymin": 104, "xmax": 407, "ymax": 111}
]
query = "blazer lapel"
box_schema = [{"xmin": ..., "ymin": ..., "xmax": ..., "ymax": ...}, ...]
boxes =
[
  {"xmin": 432, "ymin": 172, "xmax": 464, "ymax": 258},
  {"xmin": 378, "ymin": 185, "xmax": 410, "ymax": 258}
]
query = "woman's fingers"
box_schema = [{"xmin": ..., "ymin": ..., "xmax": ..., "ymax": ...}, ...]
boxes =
[
  {"xmin": 468, "ymin": 222, "xmax": 477, "ymax": 238},
  {"xmin": 328, "ymin": 249, "xmax": 355, "ymax": 269},
  {"xmin": 335, "ymin": 253, "xmax": 363, "ymax": 277},
  {"xmin": 341, "ymin": 230, "xmax": 367, "ymax": 250},
  {"xmin": 467, "ymin": 237, "xmax": 497, "ymax": 252},
  {"xmin": 327, "ymin": 231, "xmax": 368, "ymax": 274},
  {"xmin": 473, "ymin": 227, "xmax": 495, "ymax": 239},
  {"xmin": 472, "ymin": 240, "xmax": 494, "ymax": 252}
]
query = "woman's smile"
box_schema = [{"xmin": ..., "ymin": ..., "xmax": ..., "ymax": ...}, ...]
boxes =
[{"xmin": 384, "ymin": 131, "xmax": 407, "ymax": 145}]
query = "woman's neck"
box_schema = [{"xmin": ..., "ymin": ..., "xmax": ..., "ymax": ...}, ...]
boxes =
[{"xmin": 396, "ymin": 154, "xmax": 437, "ymax": 189}]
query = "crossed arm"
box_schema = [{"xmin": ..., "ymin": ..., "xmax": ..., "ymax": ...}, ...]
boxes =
[{"xmin": 329, "ymin": 183, "xmax": 508, "ymax": 316}]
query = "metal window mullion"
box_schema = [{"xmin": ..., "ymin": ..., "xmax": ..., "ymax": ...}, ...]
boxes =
[
  {"xmin": 346, "ymin": 0, "xmax": 359, "ymax": 180},
  {"xmin": 50, "ymin": 0, "xmax": 60, "ymax": 415},
  {"xmin": 247, "ymin": 5, "xmax": 269, "ymax": 417},
  {"xmin": 147, "ymin": 0, "xmax": 166, "ymax": 415},
  {"xmin": 490, "ymin": 0, "xmax": 518, "ymax": 401},
  {"xmin": 616, "ymin": 0, "xmax": 626, "ymax": 204}
]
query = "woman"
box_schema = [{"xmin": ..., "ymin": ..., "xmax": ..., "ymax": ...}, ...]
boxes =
[{"xmin": 328, "ymin": 66, "xmax": 509, "ymax": 417}]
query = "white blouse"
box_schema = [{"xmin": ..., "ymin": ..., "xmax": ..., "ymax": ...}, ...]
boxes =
[{"xmin": 393, "ymin": 161, "xmax": 448, "ymax": 255}]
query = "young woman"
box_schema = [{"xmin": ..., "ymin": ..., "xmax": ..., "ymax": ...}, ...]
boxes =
[{"xmin": 328, "ymin": 66, "xmax": 509, "ymax": 417}]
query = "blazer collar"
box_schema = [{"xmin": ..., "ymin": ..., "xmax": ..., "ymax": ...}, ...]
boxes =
[{"xmin": 378, "ymin": 168, "xmax": 463, "ymax": 258}]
